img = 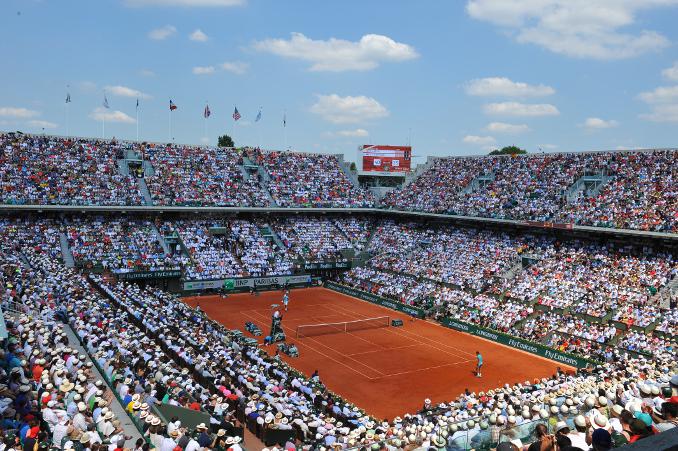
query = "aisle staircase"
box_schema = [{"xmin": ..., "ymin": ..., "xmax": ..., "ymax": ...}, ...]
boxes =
[
  {"xmin": 137, "ymin": 178, "xmax": 154, "ymax": 205},
  {"xmin": 59, "ymin": 232, "xmax": 75, "ymax": 267},
  {"xmin": 151, "ymin": 223, "xmax": 171, "ymax": 255},
  {"xmin": 262, "ymin": 224, "xmax": 286, "ymax": 250}
]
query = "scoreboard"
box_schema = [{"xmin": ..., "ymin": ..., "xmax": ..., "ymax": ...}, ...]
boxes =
[{"xmin": 361, "ymin": 145, "xmax": 412, "ymax": 173}]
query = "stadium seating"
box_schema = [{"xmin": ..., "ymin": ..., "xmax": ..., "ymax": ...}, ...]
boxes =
[{"xmin": 0, "ymin": 130, "xmax": 676, "ymax": 449}]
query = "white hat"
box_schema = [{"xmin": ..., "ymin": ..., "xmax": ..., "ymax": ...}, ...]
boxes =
[{"xmin": 555, "ymin": 421, "xmax": 569, "ymax": 432}]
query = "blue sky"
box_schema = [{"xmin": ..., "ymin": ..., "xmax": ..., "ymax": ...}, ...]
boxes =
[{"xmin": 1, "ymin": 0, "xmax": 678, "ymax": 163}]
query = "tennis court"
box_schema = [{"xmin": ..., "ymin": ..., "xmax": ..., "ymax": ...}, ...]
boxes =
[{"xmin": 182, "ymin": 287, "xmax": 568, "ymax": 419}]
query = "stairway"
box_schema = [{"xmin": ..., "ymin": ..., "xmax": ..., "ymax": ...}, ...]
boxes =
[
  {"xmin": 137, "ymin": 178, "xmax": 154, "ymax": 205},
  {"xmin": 264, "ymin": 224, "xmax": 286, "ymax": 250},
  {"xmin": 335, "ymin": 154, "xmax": 361, "ymax": 189},
  {"xmin": 151, "ymin": 223, "xmax": 171, "ymax": 255},
  {"xmin": 565, "ymin": 171, "xmax": 611, "ymax": 203},
  {"xmin": 59, "ymin": 232, "xmax": 75, "ymax": 267},
  {"xmin": 116, "ymin": 159, "xmax": 130, "ymax": 176},
  {"xmin": 142, "ymin": 160, "xmax": 155, "ymax": 177},
  {"xmin": 63, "ymin": 326, "xmax": 144, "ymax": 444},
  {"xmin": 402, "ymin": 157, "xmax": 434, "ymax": 188},
  {"xmin": 499, "ymin": 258, "xmax": 524, "ymax": 282}
]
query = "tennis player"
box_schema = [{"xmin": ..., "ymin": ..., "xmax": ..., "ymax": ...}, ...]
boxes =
[
  {"xmin": 475, "ymin": 351, "xmax": 483, "ymax": 377},
  {"xmin": 283, "ymin": 290, "xmax": 289, "ymax": 311}
]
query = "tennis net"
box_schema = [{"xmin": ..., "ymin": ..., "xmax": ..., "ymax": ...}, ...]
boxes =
[{"xmin": 296, "ymin": 316, "xmax": 390, "ymax": 338}]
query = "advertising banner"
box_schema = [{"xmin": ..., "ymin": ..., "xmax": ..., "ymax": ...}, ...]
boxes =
[
  {"xmin": 183, "ymin": 274, "xmax": 311, "ymax": 291},
  {"xmin": 116, "ymin": 270, "xmax": 182, "ymax": 280},
  {"xmin": 440, "ymin": 318, "xmax": 594, "ymax": 368},
  {"xmin": 325, "ymin": 281, "xmax": 425, "ymax": 318}
]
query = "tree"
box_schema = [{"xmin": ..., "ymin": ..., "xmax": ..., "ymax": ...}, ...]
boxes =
[
  {"xmin": 349, "ymin": 162, "xmax": 357, "ymax": 171},
  {"xmin": 489, "ymin": 145, "xmax": 527, "ymax": 156},
  {"xmin": 218, "ymin": 134, "xmax": 234, "ymax": 148}
]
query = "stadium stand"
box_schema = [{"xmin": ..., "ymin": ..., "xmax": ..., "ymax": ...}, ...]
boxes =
[
  {"xmin": 0, "ymin": 132, "xmax": 676, "ymax": 450},
  {"xmin": 383, "ymin": 150, "xmax": 677, "ymax": 233}
]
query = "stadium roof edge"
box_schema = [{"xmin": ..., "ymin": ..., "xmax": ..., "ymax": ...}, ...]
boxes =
[{"xmin": 1, "ymin": 204, "xmax": 675, "ymax": 241}]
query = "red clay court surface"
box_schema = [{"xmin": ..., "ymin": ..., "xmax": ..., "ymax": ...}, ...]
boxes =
[{"xmin": 183, "ymin": 287, "xmax": 570, "ymax": 420}]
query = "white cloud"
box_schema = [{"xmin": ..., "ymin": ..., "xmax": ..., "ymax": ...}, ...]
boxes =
[
  {"xmin": 662, "ymin": 61, "xmax": 678, "ymax": 82},
  {"xmin": 640, "ymin": 104, "xmax": 678, "ymax": 122},
  {"xmin": 483, "ymin": 102, "xmax": 560, "ymax": 117},
  {"xmin": 253, "ymin": 32, "xmax": 418, "ymax": 72},
  {"xmin": 466, "ymin": 0, "xmax": 675, "ymax": 59},
  {"xmin": 27, "ymin": 120, "xmax": 57, "ymax": 129},
  {"xmin": 139, "ymin": 69, "xmax": 155, "ymax": 77},
  {"xmin": 335, "ymin": 129, "xmax": 369, "ymax": 138},
  {"xmin": 148, "ymin": 25, "xmax": 177, "ymax": 40},
  {"xmin": 192, "ymin": 66, "xmax": 216, "ymax": 75},
  {"xmin": 126, "ymin": 0, "xmax": 243, "ymax": 6},
  {"xmin": 0, "ymin": 107, "xmax": 40, "ymax": 119},
  {"xmin": 105, "ymin": 85, "xmax": 151, "ymax": 99},
  {"xmin": 220, "ymin": 61, "xmax": 249, "ymax": 75},
  {"xmin": 582, "ymin": 117, "xmax": 619, "ymax": 129},
  {"xmin": 89, "ymin": 107, "xmax": 136, "ymax": 124},
  {"xmin": 485, "ymin": 122, "xmax": 530, "ymax": 133},
  {"xmin": 638, "ymin": 85, "xmax": 678, "ymax": 104},
  {"xmin": 310, "ymin": 94, "xmax": 389, "ymax": 124},
  {"xmin": 466, "ymin": 77, "xmax": 554, "ymax": 97},
  {"xmin": 189, "ymin": 29, "xmax": 208, "ymax": 41},
  {"xmin": 463, "ymin": 135, "xmax": 496, "ymax": 146}
]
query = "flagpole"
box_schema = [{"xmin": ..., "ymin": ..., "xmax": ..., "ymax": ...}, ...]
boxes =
[
  {"xmin": 168, "ymin": 107, "xmax": 171, "ymax": 142},
  {"xmin": 283, "ymin": 109, "xmax": 287, "ymax": 150},
  {"xmin": 136, "ymin": 107, "xmax": 139, "ymax": 141},
  {"xmin": 66, "ymin": 102, "xmax": 70, "ymax": 137},
  {"xmin": 102, "ymin": 116, "xmax": 105, "ymax": 140}
]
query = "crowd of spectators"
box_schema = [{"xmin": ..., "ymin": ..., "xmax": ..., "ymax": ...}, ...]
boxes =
[
  {"xmin": 1, "ymin": 216, "xmax": 677, "ymax": 450},
  {"xmin": 146, "ymin": 145, "xmax": 269, "ymax": 207},
  {"xmin": 339, "ymin": 267, "xmax": 435, "ymax": 307},
  {"xmin": 66, "ymin": 219, "xmax": 182, "ymax": 273},
  {"xmin": 172, "ymin": 221, "xmax": 244, "ymax": 280},
  {"xmin": 383, "ymin": 150, "xmax": 677, "ymax": 232},
  {"xmin": 495, "ymin": 243, "xmax": 675, "ymax": 317},
  {"xmin": 370, "ymin": 225, "xmax": 526, "ymax": 292},
  {"xmin": 229, "ymin": 220, "xmax": 293, "ymax": 277},
  {"xmin": 246, "ymin": 148, "xmax": 373, "ymax": 208},
  {"xmin": 332, "ymin": 218, "xmax": 373, "ymax": 252},
  {"xmin": 2, "ymin": 133, "xmax": 675, "ymax": 234},
  {"xmin": 273, "ymin": 218, "xmax": 353, "ymax": 262},
  {"xmin": 617, "ymin": 332, "xmax": 675, "ymax": 358},
  {"xmin": 0, "ymin": 134, "xmax": 142, "ymax": 206}
]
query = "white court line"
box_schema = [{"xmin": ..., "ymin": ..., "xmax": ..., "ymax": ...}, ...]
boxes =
[
  {"xmin": 247, "ymin": 309, "xmax": 386, "ymax": 377},
  {"xmin": 239, "ymin": 310, "xmax": 380, "ymax": 381},
  {"xmin": 325, "ymin": 302, "xmax": 472, "ymax": 360},
  {"xmin": 345, "ymin": 343, "xmax": 420, "ymax": 357},
  {"xmin": 375, "ymin": 359, "xmax": 477, "ymax": 380}
]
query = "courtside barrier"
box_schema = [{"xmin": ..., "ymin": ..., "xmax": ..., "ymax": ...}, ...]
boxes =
[
  {"xmin": 183, "ymin": 274, "xmax": 312, "ymax": 291},
  {"xmin": 440, "ymin": 318, "xmax": 596, "ymax": 369},
  {"xmin": 325, "ymin": 281, "xmax": 426, "ymax": 318}
]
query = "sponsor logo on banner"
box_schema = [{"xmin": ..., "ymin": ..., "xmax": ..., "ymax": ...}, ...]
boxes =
[
  {"xmin": 373, "ymin": 158, "xmax": 381, "ymax": 166},
  {"xmin": 392, "ymin": 159, "xmax": 400, "ymax": 167},
  {"xmin": 184, "ymin": 275, "xmax": 311, "ymax": 291}
]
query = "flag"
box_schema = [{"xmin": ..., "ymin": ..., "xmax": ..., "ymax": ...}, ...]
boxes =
[
  {"xmin": 65, "ymin": 93, "xmax": 71, "ymax": 104},
  {"xmin": 204, "ymin": 104, "xmax": 211, "ymax": 119},
  {"xmin": 136, "ymin": 98, "xmax": 139, "ymax": 110},
  {"xmin": 283, "ymin": 112, "xmax": 286, "ymax": 127},
  {"xmin": 232, "ymin": 106, "xmax": 241, "ymax": 121},
  {"xmin": 103, "ymin": 95, "xmax": 110, "ymax": 109},
  {"xmin": 170, "ymin": 100, "xmax": 177, "ymax": 111},
  {"xmin": 255, "ymin": 109, "xmax": 262, "ymax": 122}
]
